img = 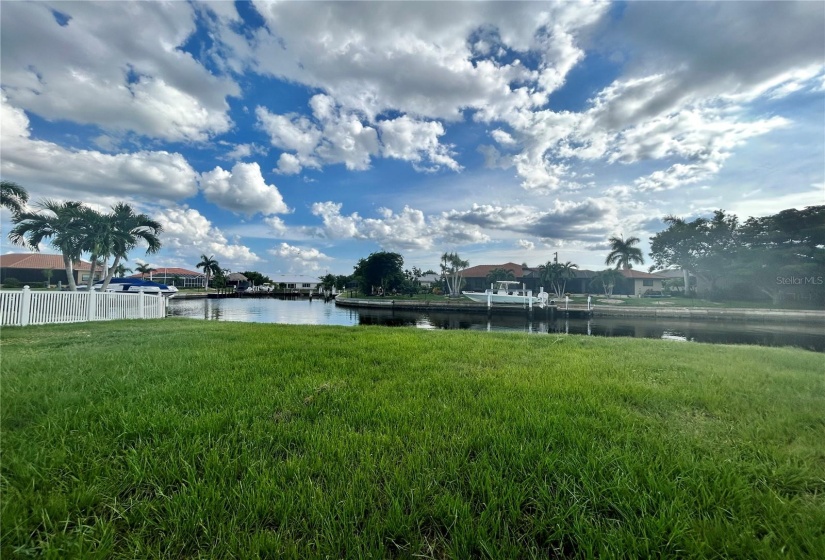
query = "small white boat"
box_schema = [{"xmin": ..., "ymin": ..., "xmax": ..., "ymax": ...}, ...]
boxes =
[
  {"xmin": 462, "ymin": 281, "xmax": 544, "ymax": 305},
  {"xmin": 89, "ymin": 278, "xmax": 179, "ymax": 298}
]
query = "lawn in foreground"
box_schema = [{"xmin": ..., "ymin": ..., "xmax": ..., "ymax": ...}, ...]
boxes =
[{"xmin": 1, "ymin": 320, "xmax": 823, "ymax": 558}]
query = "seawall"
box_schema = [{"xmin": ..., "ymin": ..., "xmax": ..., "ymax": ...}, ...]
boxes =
[{"xmin": 335, "ymin": 297, "xmax": 825, "ymax": 324}]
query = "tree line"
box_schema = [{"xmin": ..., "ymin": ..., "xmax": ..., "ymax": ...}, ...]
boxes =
[{"xmin": 650, "ymin": 206, "xmax": 824, "ymax": 303}]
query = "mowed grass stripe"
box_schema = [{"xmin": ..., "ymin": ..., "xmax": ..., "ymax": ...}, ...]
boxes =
[{"xmin": 1, "ymin": 319, "xmax": 823, "ymax": 558}]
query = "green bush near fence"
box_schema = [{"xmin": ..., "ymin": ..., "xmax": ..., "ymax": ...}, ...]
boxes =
[
  {"xmin": 1, "ymin": 277, "xmax": 22, "ymax": 289},
  {"xmin": 2, "ymin": 320, "xmax": 823, "ymax": 558}
]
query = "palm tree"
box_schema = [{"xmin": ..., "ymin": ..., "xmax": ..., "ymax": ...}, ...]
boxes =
[
  {"xmin": 135, "ymin": 263, "xmax": 157, "ymax": 278},
  {"xmin": 112, "ymin": 264, "xmax": 132, "ymax": 278},
  {"xmin": 440, "ymin": 252, "xmax": 469, "ymax": 297},
  {"xmin": 590, "ymin": 268, "xmax": 623, "ymax": 296},
  {"xmin": 8, "ymin": 199, "xmax": 86, "ymax": 291},
  {"xmin": 539, "ymin": 261, "xmax": 578, "ymax": 297},
  {"xmin": 196, "ymin": 254, "xmax": 221, "ymax": 291},
  {"xmin": 75, "ymin": 206, "xmax": 112, "ymax": 289},
  {"xmin": 605, "ymin": 235, "xmax": 645, "ymax": 270},
  {"xmin": 1, "ymin": 181, "xmax": 29, "ymax": 215},
  {"xmin": 99, "ymin": 203, "xmax": 163, "ymax": 290},
  {"xmin": 486, "ymin": 267, "xmax": 516, "ymax": 285}
]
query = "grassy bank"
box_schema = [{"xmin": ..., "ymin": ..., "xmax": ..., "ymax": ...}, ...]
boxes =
[{"xmin": 2, "ymin": 320, "xmax": 823, "ymax": 558}]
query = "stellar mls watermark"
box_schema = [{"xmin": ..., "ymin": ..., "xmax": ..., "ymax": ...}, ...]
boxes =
[{"xmin": 776, "ymin": 276, "xmax": 823, "ymax": 285}]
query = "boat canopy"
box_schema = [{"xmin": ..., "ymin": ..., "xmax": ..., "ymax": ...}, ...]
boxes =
[{"xmin": 96, "ymin": 278, "xmax": 174, "ymax": 290}]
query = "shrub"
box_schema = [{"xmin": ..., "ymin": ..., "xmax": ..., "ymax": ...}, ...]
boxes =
[{"xmin": 2, "ymin": 277, "xmax": 22, "ymax": 289}]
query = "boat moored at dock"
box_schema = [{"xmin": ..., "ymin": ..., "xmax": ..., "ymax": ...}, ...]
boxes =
[{"xmin": 462, "ymin": 281, "xmax": 546, "ymax": 306}]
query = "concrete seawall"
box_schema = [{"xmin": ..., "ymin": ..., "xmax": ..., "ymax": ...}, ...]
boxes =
[{"xmin": 335, "ymin": 297, "xmax": 825, "ymax": 324}]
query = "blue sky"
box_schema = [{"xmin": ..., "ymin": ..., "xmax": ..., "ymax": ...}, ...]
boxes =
[{"xmin": 1, "ymin": 1, "xmax": 823, "ymax": 276}]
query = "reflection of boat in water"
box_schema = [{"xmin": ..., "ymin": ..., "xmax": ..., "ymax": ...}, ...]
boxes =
[
  {"xmin": 90, "ymin": 278, "xmax": 179, "ymax": 298},
  {"xmin": 462, "ymin": 281, "xmax": 545, "ymax": 305}
]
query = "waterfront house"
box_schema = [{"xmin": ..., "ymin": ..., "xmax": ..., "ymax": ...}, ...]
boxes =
[
  {"xmin": 416, "ymin": 273, "xmax": 441, "ymax": 288},
  {"xmin": 460, "ymin": 263, "xmax": 534, "ymax": 292},
  {"xmin": 131, "ymin": 267, "xmax": 205, "ymax": 288},
  {"xmin": 270, "ymin": 274, "xmax": 322, "ymax": 294},
  {"xmin": 618, "ymin": 269, "xmax": 666, "ymax": 296},
  {"xmin": 0, "ymin": 253, "xmax": 103, "ymax": 286}
]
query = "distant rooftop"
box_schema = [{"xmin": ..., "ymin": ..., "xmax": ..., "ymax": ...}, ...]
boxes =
[{"xmin": 1, "ymin": 253, "xmax": 99, "ymax": 271}]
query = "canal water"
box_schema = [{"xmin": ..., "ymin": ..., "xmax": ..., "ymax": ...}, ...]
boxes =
[{"xmin": 166, "ymin": 298, "xmax": 825, "ymax": 352}]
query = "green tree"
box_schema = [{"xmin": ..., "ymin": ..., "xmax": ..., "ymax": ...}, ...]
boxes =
[
  {"xmin": 213, "ymin": 268, "xmax": 228, "ymax": 289},
  {"xmin": 353, "ymin": 251, "xmax": 404, "ymax": 295},
  {"xmin": 649, "ymin": 211, "xmax": 739, "ymax": 295},
  {"xmin": 243, "ymin": 271, "xmax": 272, "ymax": 286},
  {"xmin": 486, "ymin": 267, "xmax": 516, "ymax": 285},
  {"xmin": 1, "ymin": 181, "xmax": 29, "ymax": 216},
  {"xmin": 196, "ymin": 254, "xmax": 221, "ymax": 290},
  {"xmin": 539, "ymin": 261, "xmax": 578, "ymax": 298},
  {"xmin": 319, "ymin": 273, "xmax": 337, "ymax": 291},
  {"xmin": 42, "ymin": 268, "xmax": 54, "ymax": 288},
  {"xmin": 650, "ymin": 206, "xmax": 825, "ymax": 304},
  {"xmin": 590, "ymin": 269, "xmax": 623, "ymax": 297},
  {"xmin": 440, "ymin": 252, "xmax": 469, "ymax": 297},
  {"xmin": 401, "ymin": 267, "xmax": 424, "ymax": 296},
  {"xmin": 8, "ymin": 199, "xmax": 86, "ymax": 291},
  {"xmin": 734, "ymin": 206, "xmax": 824, "ymax": 304},
  {"xmin": 98, "ymin": 203, "xmax": 163, "ymax": 290},
  {"xmin": 135, "ymin": 263, "xmax": 157, "ymax": 278},
  {"xmin": 76, "ymin": 206, "xmax": 114, "ymax": 290},
  {"xmin": 112, "ymin": 264, "xmax": 132, "ymax": 278},
  {"xmin": 606, "ymin": 235, "xmax": 645, "ymax": 270}
]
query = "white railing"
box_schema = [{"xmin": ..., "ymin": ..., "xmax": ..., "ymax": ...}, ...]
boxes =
[{"xmin": 0, "ymin": 286, "xmax": 166, "ymax": 326}]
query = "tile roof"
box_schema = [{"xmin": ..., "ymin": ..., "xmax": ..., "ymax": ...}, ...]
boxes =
[
  {"xmin": 461, "ymin": 262, "xmax": 528, "ymax": 278},
  {"xmin": 1, "ymin": 253, "xmax": 98, "ymax": 270},
  {"xmin": 619, "ymin": 269, "xmax": 666, "ymax": 279},
  {"xmin": 130, "ymin": 267, "xmax": 204, "ymax": 278},
  {"xmin": 270, "ymin": 274, "xmax": 321, "ymax": 284}
]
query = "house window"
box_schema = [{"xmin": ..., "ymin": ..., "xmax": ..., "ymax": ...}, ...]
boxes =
[
  {"xmin": 302, "ymin": 283, "xmax": 311, "ymax": 288},
  {"xmin": 287, "ymin": 283, "xmax": 295, "ymax": 289},
  {"xmin": 81, "ymin": 274, "xmax": 91, "ymax": 281},
  {"xmin": 642, "ymin": 279, "xmax": 654, "ymax": 286}
]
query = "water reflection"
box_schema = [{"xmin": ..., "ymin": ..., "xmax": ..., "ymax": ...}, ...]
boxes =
[{"xmin": 167, "ymin": 298, "xmax": 824, "ymax": 352}]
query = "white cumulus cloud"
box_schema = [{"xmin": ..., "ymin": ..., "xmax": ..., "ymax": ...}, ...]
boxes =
[
  {"xmin": 0, "ymin": 1, "xmax": 238, "ymax": 142},
  {"xmin": 269, "ymin": 242, "xmax": 331, "ymax": 272},
  {"xmin": 154, "ymin": 205, "xmax": 260, "ymax": 266},
  {"xmin": 200, "ymin": 162, "xmax": 289, "ymax": 216},
  {"xmin": 0, "ymin": 96, "xmax": 198, "ymax": 201}
]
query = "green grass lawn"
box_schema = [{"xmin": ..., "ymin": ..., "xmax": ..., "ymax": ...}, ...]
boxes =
[{"xmin": 2, "ymin": 320, "xmax": 823, "ymax": 558}]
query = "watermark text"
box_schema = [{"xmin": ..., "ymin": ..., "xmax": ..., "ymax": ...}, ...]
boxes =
[{"xmin": 776, "ymin": 276, "xmax": 823, "ymax": 285}]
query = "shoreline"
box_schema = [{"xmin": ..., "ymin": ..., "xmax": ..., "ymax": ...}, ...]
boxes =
[{"xmin": 334, "ymin": 297, "xmax": 825, "ymax": 323}]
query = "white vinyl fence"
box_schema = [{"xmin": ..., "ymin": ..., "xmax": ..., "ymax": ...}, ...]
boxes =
[{"xmin": 0, "ymin": 286, "xmax": 166, "ymax": 326}]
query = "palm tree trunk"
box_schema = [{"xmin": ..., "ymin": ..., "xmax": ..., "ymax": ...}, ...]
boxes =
[
  {"xmin": 86, "ymin": 253, "xmax": 99, "ymax": 290},
  {"xmin": 100, "ymin": 255, "xmax": 122, "ymax": 291},
  {"xmin": 62, "ymin": 253, "xmax": 77, "ymax": 291}
]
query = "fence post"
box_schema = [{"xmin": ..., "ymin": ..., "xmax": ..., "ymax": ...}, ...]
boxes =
[
  {"xmin": 139, "ymin": 291, "xmax": 145, "ymax": 319},
  {"xmin": 87, "ymin": 288, "xmax": 96, "ymax": 321},
  {"xmin": 20, "ymin": 285, "xmax": 32, "ymax": 326}
]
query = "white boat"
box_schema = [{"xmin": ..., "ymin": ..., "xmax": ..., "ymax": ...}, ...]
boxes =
[
  {"xmin": 462, "ymin": 281, "xmax": 545, "ymax": 305},
  {"xmin": 88, "ymin": 278, "xmax": 179, "ymax": 298}
]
